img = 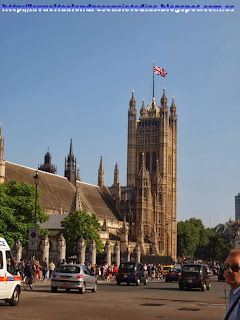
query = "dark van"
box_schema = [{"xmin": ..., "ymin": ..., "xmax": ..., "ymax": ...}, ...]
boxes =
[
  {"xmin": 116, "ymin": 262, "xmax": 147, "ymax": 286},
  {"xmin": 179, "ymin": 263, "xmax": 211, "ymax": 291}
]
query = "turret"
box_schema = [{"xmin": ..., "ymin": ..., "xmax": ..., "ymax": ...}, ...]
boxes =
[
  {"xmin": 170, "ymin": 96, "xmax": 178, "ymax": 128},
  {"xmin": 64, "ymin": 139, "xmax": 77, "ymax": 185},
  {"xmin": 140, "ymin": 99, "xmax": 146, "ymax": 118},
  {"xmin": 76, "ymin": 165, "xmax": 81, "ymax": 181},
  {"xmin": 127, "ymin": 90, "xmax": 138, "ymax": 186},
  {"xmin": 98, "ymin": 156, "xmax": 104, "ymax": 188},
  {"xmin": 38, "ymin": 148, "xmax": 57, "ymax": 174},
  {"xmin": 114, "ymin": 162, "xmax": 119, "ymax": 185}
]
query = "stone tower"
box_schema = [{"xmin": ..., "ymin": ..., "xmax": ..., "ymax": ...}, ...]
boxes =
[
  {"xmin": 64, "ymin": 139, "xmax": 77, "ymax": 185},
  {"xmin": 126, "ymin": 87, "xmax": 178, "ymax": 260},
  {"xmin": 38, "ymin": 148, "xmax": 57, "ymax": 174},
  {"xmin": 0, "ymin": 127, "xmax": 5, "ymax": 184}
]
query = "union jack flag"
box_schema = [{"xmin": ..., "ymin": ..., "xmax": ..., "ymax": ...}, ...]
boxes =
[
  {"xmin": 154, "ymin": 65, "xmax": 162, "ymax": 76},
  {"xmin": 161, "ymin": 69, "xmax": 168, "ymax": 78}
]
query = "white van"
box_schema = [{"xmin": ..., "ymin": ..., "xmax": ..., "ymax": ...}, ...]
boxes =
[{"xmin": 0, "ymin": 237, "xmax": 21, "ymax": 306}]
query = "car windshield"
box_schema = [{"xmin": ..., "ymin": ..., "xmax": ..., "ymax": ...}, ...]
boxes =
[
  {"xmin": 163, "ymin": 266, "xmax": 172, "ymax": 270},
  {"xmin": 119, "ymin": 263, "xmax": 136, "ymax": 270},
  {"xmin": 57, "ymin": 266, "xmax": 80, "ymax": 273},
  {"xmin": 182, "ymin": 265, "xmax": 201, "ymax": 272}
]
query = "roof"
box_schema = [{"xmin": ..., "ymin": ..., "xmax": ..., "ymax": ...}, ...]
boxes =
[
  {"xmin": 76, "ymin": 182, "xmax": 122, "ymax": 221},
  {"xmin": 41, "ymin": 214, "xmax": 69, "ymax": 230},
  {"xmin": 5, "ymin": 162, "xmax": 75, "ymax": 214},
  {"xmin": 5, "ymin": 161, "xmax": 122, "ymax": 223}
]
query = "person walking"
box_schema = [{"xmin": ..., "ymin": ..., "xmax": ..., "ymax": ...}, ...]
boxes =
[
  {"xmin": 34, "ymin": 260, "xmax": 41, "ymax": 280},
  {"xmin": 48, "ymin": 261, "xmax": 55, "ymax": 279},
  {"xmin": 223, "ymin": 249, "xmax": 240, "ymax": 320},
  {"xmin": 41, "ymin": 258, "xmax": 48, "ymax": 281}
]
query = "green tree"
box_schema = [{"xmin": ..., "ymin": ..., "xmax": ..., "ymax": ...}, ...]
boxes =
[
  {"xmin": 207, "ymin": 232, "xmax": 234, "ymax": 262},
  {"xmin": 0, "ymin": 180, "xmax": 49, "ymax": 248},
  {"xmin": 177, "ymin": 218, "xmax": 211, "ymax": 259},
  {"xmin": 60, "ymin": 210, "xmax": 103, "ymax": 257}
]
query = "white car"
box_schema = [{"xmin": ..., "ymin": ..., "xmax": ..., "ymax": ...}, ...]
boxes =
[{"xmin": 51, "ymin": 264, "xmax": 97, "ymax": 294}]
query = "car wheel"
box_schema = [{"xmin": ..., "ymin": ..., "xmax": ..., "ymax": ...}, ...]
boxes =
[
  {"xmin": 79, "ymin": 282, "xmax": 86, "ymax": 294},
  {"xmin": 66, "ymin": 288, "xmax": 70, "ymax": 292},
  {"xmin": 9, "ymin": 287, "xmax": 20, "ymax": 306},
  {"xmin": 136, "ymin": 278, "xmax": 140, "ymax": 286},
  {"xmin": 92, "ymin": 282, "xmax": 97, "ymax": 293},
  {"xmin": 51, "ymin": 286, "xmax": 58, "ymax": 293},
  {"xmin": 201, "ymin": 283, "xmax": 206, "ymax": 292},
  {"xmin": 207, "ymin": 283, "xmax": 211, "ymax": 290},
  {"xmin": 117, "ymin": 281, "xmax": 121, "ymax": 285}
]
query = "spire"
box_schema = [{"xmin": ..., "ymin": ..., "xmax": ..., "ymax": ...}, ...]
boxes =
[
  {"xmin": 129, "ymin": 89, "xmax": 136, "ymax": 109},
  {"xmin": 114, "ymin": 162, "xmax": 119, "ymax": 185},
  {"xmin": 76, "ymin": 164, "xmax": 81, "ymax": 181},
  {"xmin": 170, "ymin": 96, "xmax": 178, "ymax": 125},
  {"xmin": 98, "ymin": 156, "xmax": 104, "ymax": 188},
  {"xmin": 140, "ymin": 99, "xmax": 146, "ymax": 118},
  {"xmin": 170, "ymin": 96, "xmax": 177, "ymax": 114},
  {"xmin": 161, "ymin": 87, "xmax": 168, "ymax": 108},
  {"xmin": 70, "ymin": 138, "xmax": 73, "ymax": 158},
  {"xmin": 0, "ymin": 126, "xmax": 4, "ymax": 161},
  {"xmin": 64, "ymin": 139, "xmax": 77, "ymax": 185},
  {"xmin": 148, "ymin": 96, "xmax": 157, "ymax": 117}
]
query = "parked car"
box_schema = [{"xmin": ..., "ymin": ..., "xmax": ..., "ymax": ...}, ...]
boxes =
[
  {"xmin": 218, "ymin": 266, "xmax": 225, "ymax": 281},
  {"xmin": 116, "ymin": 262, "xmax": 147, "ymax": 286},
  {"xmin": 165, "ymin": 268, "xmax": 181, "ymax": 282},
  {"xmin": 162, "ymin": 265, "xmax": 174, "ymax": 278},
  {"xmin": 179, "ymin": 263, "xmax": 211, "ymax": 291},
  {"xmin": 51, "ymin": 264, "xmax": 97, "ymax": 294}
]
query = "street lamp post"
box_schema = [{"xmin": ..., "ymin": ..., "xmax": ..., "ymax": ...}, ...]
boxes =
[
  {"xmin": 33, "ymin": 171, "xmax": 40, "ymax": 259},
  {"xmin": 33, "ymin": 171, "xmax": 40, "ymax": 228}
]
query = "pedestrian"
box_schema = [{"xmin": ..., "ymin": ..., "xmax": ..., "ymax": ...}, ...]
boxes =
[
  {"xmin": 223, "ymin": 249, "xmax": 240, "ymax": 320},
  {"xmin": 57, "ymin": 259, "xmax": 62, "ymax": 269},
  {"xmin": 41, "ymin": 258, "xmax": 48, "ymax": 281},
  {"xmin": 35, "ymin": 260, "xmax": 42, "ymax": 280},
  {"xmin": 48, "ymin": 260, "xmax": 55, "ymax": 279}
]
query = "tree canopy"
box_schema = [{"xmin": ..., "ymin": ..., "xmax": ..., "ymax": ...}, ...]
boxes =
[
  {"xmin": 0, "ymin": 180, "xmax": 49, "ymax": 248},
  {"xmin": 60, "ymin": 210, "xmax": 103, "ymax": 256},
  {"xmin": 177, "ymin": 218, "xmax": 233, "ymax": 262}
]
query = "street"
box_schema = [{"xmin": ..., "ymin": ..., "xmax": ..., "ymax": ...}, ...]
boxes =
[{"xmin": 1, "ymin": 277, "xmax": 229, "ymax": 320}]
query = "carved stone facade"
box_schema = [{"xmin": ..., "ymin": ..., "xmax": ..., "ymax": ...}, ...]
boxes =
[
  {"xmin": 109, "ymin": 88, "xmax": 178, "ymax": 261},
  {"xmin": 0, "ymin": 86, "xmax": 178, "ymax": 263}
]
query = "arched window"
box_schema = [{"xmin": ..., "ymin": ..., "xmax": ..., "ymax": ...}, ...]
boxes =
[
  {"xmin": 152, "ymin": 152, "xmax": 156, "ymax": 173},
  {"xmin": 139, "ymin": 153, "xmax": 143, "ymax": 170},
  {"xmin": 146, "ymin": 152, "xmax": 150, "ymax": 171}
]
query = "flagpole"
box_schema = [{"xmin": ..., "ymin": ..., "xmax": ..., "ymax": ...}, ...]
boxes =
[{"xmin": 153, "ymin": 60, "xmax": 155, "ymax": 99}]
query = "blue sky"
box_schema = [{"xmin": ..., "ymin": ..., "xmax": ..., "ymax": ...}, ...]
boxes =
[{"xmin": 1, "ymin": 1, "xmax": 240, "ymax": 228}]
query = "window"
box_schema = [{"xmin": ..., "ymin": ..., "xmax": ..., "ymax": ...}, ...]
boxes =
[
  {"xmin": 0, "ymin": 252, "xmax": 3, "ymax": 269},
  {"xmin": 82, "ymin": 267, "xmax": 92, "ymax": 275},
  {"xmin": 146, "ymin": 152, "xmax": 150, "ymax": 171},
  {"xmin": 6, "ymin": 251, "xmax": 17, "ymax": 275},
  {"xmin": 152, "ymin": 152, "xmax": 156, "ymax": 172},
  {"xmin": 57, "ymin": 266, "xmax": 80, "ymax": 273},
  {"xmin": 139, "ymin": 153, "xmax": 143, "ymax": 169}
]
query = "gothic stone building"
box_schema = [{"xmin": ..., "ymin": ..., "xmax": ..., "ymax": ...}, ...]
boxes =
[{"xmin": 0, "ymin": 87, "xmax": 178, "ymax": 263}]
